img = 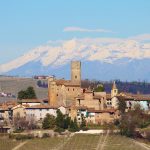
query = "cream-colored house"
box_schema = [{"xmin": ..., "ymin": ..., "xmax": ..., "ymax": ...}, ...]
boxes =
[{"xmin": 12, "ymin": 104, "xmax": 26, "ymax": 118}]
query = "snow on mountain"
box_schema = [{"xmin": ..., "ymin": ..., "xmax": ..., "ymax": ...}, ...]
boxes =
[{"xmin": 1, "ymin": 35, "xmax": 150, "ymax": 80}]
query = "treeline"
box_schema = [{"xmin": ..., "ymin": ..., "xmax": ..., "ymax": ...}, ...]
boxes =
[
  {"xmin": 82, "ymin": 79, "xmax": 150, "ymax": 94},
  {"xmin": 37, "ymin": 79, "xmax": 150, "ymax": 94}
]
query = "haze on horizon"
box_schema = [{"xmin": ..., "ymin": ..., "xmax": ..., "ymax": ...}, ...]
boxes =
[{"xmin": 0, "ymin": 0, "xmax": 150, "ymax": 81}]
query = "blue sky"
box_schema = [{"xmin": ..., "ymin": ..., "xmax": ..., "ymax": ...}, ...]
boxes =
[{"xmin": 0, "ymin": 0, "xmax": 150, "ymax": 64}]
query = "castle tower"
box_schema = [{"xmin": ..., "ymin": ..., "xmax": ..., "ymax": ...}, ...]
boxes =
[
  {"xmin": 48, "ymin": 77, "xmax": 57, "ymax": 106},
  {"xmin": 71, "ymin": 61, "xmax": 81, "ymax": 85},
  {"xmin": 111, "ymin": 81, "xmax": 118, "ymax": 98}
]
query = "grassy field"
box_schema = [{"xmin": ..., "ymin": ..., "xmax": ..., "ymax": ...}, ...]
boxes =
[
  {"xmin": 0, "ymin": 139, "xmax": 21, "ymax": 150},
  {"xmin": 0, "ymin": 77, "xmax": 47, "ymax": 100},
  {"xmin": 0, "ymin": 134, "xmax": 150, "ymax": 150}
]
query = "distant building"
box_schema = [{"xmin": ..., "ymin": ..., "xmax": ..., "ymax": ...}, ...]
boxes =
[{"xmin": 19, "ymin": 99, "xmax": 42, "ymax": 106}]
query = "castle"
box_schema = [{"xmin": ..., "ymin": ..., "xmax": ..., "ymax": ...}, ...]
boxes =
[{"xmin": 48, "ymin": 61, "xmax": 82, "ymax": 106}]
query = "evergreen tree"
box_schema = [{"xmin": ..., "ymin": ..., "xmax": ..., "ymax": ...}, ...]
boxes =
[
  {"xmin": 26, "ymin": 87, "xmax": 37, "ymax": 99},
  {"xmin": 64, "ymin": 116, "xmax": 71, "ymax": 129},
  {"xmin": 18, "ymin": 86, "xmax": 37, "ymax": 99},
  {"xmin": 118, "ymin": 97, "xmax": 126, "ymax": 114},
  {"xmin": 56, "ymin": 109, "xmax": 64, "ymax": 129},
  {"xmin": 42, "ymin": 114, "xmax": 56, "ymax": 129}
]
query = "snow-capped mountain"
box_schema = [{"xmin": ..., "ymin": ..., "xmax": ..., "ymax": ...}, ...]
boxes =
[{"xmin": 1, "ymin": 36, "xmax": 150, "ymax": 81}]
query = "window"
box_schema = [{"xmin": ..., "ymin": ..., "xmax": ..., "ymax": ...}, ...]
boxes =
[
  {"xmin": 68, "ymin": 88, "xmax": 69, "ymax": 91},
  {"xmin": 75, "ymin": 75, "xmax": 77, "ymax": 79},
  {"xmin": 73, "ymin": 88, "xmax": 74, "ymax": 91}
]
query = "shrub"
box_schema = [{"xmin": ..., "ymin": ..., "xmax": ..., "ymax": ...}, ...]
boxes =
[
  {"xmin": 54, "ymin": 127, "xmax": 65, "ymax": 133},
  {"xmin": 9, "ymin": 134, "xmax": 34, "ymax": 140},
  {"xmin": 42, "ymin": 133, "xmax": 50, "ymax": 138}
]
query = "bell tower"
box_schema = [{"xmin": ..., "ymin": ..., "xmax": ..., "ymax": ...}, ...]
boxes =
[
  {"xmin": 71, "ymin": 61, "xmax": 81, "ymax": 85},
  {"xmin": 111, "ymin": 81, "xmax": 118, "ymax": 98}
]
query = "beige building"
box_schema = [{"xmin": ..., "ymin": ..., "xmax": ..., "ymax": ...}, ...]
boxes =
[
  {"xmin": 12, "ymin": 104, "xmax": 26, "ymax": 118},
  {"xmin": 48, "ymin": 61, "xmax": 81, "ymax": 106},
  {"xmin": 75, "ymin": 90, "xmax": 106, "ymax": 110}
]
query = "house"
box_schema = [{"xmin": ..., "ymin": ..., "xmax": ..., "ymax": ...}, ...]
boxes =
[
  {"xmin": 25, "ymin": 104, "xmax": 68, "ymax": 121},
  {"xmin": 19, "ymin": 99, "xmax": 42, "ymax": 106},
  {"xmin": 106, "ymin": 82, "xmax": 150, "ymax": 111},
  {"xmin": 12, "ymin": 104, "xmax": 26, "ymax": 118},
  {"xmin": 25, "ymin": 105, "xmax": 57, "ymax": 121},
  {"xmin": 75, "ymin": 90, "xmax": 106, "ymax": 110},
  {"xmin": 0, "ymin": 101, "xmax": 17, "ymax": 124}
]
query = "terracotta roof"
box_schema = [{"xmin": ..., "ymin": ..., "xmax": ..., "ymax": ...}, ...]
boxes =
[
  {"xmin": 87, "ymin": 108, "xmax": 116, "ymax": 113},
  {"xmin": 0, "ymin": 105, "xmax": 9, "ymax": 111},
  {"xmin": 93, "ymin": 95, "xmax": 103, "ymax": 99},
  {"xmin": 106, "ymin": 94, "xmax": 111, "ymax": 100},
  {"xmin": 75, "ymin": 105, "xmax": 88, "ymax": 110},
  {"xmin": 26, "ymin": 104, "xmax": 58, "ymax": 109},
  {"xmin": 20, "ymin": 99, "xmax": 42, "ymax": 103},
  {"xmin": 117, "ymin": 93, "xmax": 150, "ymax": 101},
  {"xmin": 55, "ymin": 79, "xmax": 80, "ymax": 86},
  {"xmin": 84, "ymin": 90, "xmax": 93, "ymax": 93},
  {"xmin": 75, "ymin": 95, "xmax": 84, "ymax": 100}
]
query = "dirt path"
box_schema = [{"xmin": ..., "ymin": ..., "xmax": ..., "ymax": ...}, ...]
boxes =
[
  {"xmin": 100, "ymin": 131, "xmax": 109, "ymax": 150},
  {"xmin": 133, "ymin": 140, "xmax": 150, "ymax": 150},
  {"xmin": 12, "ymin": 141, "xmax": 28, "ymax": 150},
  {"xmin": 96, "ymin": 131, "xmax": 109, "ymax": 150}
]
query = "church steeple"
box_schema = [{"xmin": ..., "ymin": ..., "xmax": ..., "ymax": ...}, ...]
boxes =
[
  {"xmin": 112, "ymin": 81, "xmax": 117, "ymax": 90},
  {"xmin": 111, "ymin": 81, "xmax": 118, "ymax": 98}
]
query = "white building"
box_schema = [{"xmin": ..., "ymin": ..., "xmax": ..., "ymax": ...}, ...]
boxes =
[
  {"xmin": 25, "ymin": 105, "xmax": 68, "ymax": 121},
  {"xmin": 20, "ymin": 99, "xmax": 42, "ymax": 107}
]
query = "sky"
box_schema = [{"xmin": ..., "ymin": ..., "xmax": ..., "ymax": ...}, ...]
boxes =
[{"xmin": 0, "ymin": 0, "xmax": 150, "ymax": 64}]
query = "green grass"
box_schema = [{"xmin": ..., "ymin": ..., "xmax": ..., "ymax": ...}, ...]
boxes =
[
  {"xmin": 103, "ymin": 134, "xmax": 149, "ymax": 150},
  {"xmin": 0, "ymin": 139, "xmax": 21, "ymax": 150},
  {"xmin": 19, "ymin": 137, "xmax": 67, "ymax": 150},
  {"xmin": 0, "ymin": 134, "xmax": 150, "ymax": 150},
  {"xmin": 64, "ymin": 134, "xmax": 100, "ymax": 150}
]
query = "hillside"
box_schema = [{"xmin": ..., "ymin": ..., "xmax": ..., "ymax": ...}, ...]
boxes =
[{"xmin": 0, "ymin": 77, "xmax": 47, "ymax": 101}]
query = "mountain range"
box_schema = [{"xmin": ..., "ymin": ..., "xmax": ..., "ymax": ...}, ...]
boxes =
[{"xmin": 1, "ymin": 36, "xmax": 150, "ymax": 81}]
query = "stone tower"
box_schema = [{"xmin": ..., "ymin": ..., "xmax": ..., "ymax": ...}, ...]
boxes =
[
  {"xmin": 111, "ymin": 81, "xmax": 118, "ymax": 98},
  {"xmin": 48, "ymin": 77, "xmax": 57, "ymax": 106},
  {"xmin": 71, "ymin": 61, "xmax": 81, "ymax": 85}
]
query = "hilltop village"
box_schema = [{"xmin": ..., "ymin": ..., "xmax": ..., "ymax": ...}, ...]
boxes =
[{"xmin": 0, "ymin": 61, "xmax": 150, "ymax": 132}]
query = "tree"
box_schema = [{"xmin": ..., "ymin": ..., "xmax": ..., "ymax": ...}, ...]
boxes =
[
  {"xmin": 18, "ymin": 86, "xmax": 37, "ymax": 100},
  {"xmin": 94, "ymin": 84, "xmax": 105, "ymax": 92},
  {"xmin": 42, "ymin": 114, "xmax": 56, "ymax": 129},
  {"xmin": 80, "ymin": 114, "xmax": 86, "ymax": 129},
  {"xmin": 64, "ymin": 116, "xmax": 71, "ymax": 129},
  {"xmin": 69, "ymin": 117, "xmax": 79, "ymax": 132},
  {"xmin": 118, "ymin": 97, "xmax": 126, "ymax": 114},
  {"xmin": 26, "ymin": 87, "xmax": 37, "ymax": 99},
  {"xmin": 56, "ymin": 109, "xmax": 64, "ymax": 129},
  {"xmin": 13, "ymin": 113, "xmax": 29, "ymax": 131},
  {"xmin": 18, "ymin": 90, "xmax": 27, "ymax": 100},
  {"xmin": 119, "ymin": 104, "xmax": 146, "ymax": 137}
]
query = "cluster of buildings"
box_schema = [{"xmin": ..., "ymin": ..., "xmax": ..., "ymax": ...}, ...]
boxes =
[{"xmin": 1, "ymin": 61, "xmax": 150, "ymax": 130}]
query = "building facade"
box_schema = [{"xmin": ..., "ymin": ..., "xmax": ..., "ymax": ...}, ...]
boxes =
[{"xmin": 48, "ymin": 61, "xmax": 81, "ymax": 106}]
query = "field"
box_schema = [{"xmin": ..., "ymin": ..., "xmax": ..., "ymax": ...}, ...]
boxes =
[
  {"xmin": 0, "ymin": 77, "xmax": 47, "ymax": 100},
  {"xmin": 0, "ymin": 134, "xmax": 150, "ymax": 150},
  {"xmin": 0, "ymin": 138, "xmax": 21, "ymax": 150}
]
